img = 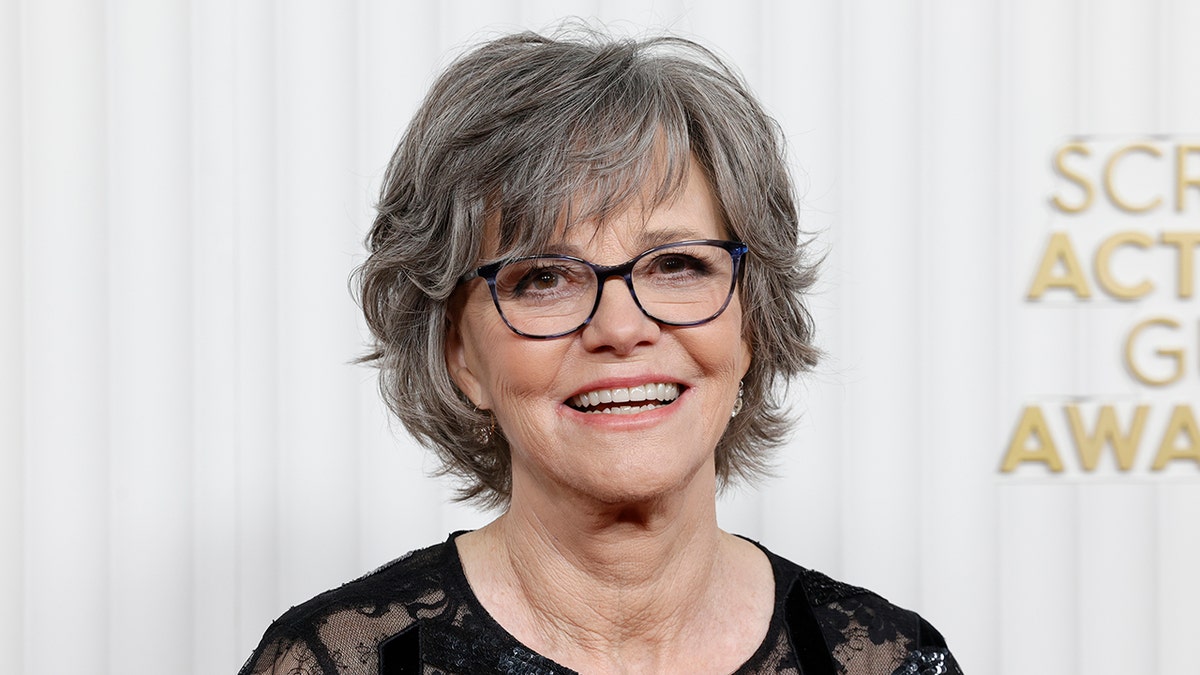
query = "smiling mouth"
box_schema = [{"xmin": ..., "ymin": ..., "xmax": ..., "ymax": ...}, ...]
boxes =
[{"xmin": 568, "ymin": 383, "xmax": 683, "ymax": 415}]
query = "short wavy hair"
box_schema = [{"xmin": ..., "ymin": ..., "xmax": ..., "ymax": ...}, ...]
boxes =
[{"xmin": 356, "ymin": 27, "xmax": 818, "ymax": 507}]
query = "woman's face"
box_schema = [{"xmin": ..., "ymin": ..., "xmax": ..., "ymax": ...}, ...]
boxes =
[{"xmin": 446, "ymin": 161, "xmax": 752, "ymax": 505}]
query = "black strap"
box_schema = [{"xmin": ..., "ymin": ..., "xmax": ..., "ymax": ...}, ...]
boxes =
[
  {"xmin": 378, "ymin": 623, "xmax": 422, "ymax": 675},
  {"xmin": 784, "ymin": 578, "xmax": 838, "ymax": 675}
]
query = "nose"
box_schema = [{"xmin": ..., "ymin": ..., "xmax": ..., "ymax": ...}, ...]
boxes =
[{"xmin": 579, "ymin": 275, "xmax": 660, "ymax": 354}]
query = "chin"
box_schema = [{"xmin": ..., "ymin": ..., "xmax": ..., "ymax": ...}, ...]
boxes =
[{"xmin": 555, "ymin": 452, "xmax": 718, "ymax": 509}]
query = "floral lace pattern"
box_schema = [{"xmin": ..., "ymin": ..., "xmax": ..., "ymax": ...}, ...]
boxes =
[{"xmin": 239, "ymin": 534, "xmax": 960, "ymax": 675}]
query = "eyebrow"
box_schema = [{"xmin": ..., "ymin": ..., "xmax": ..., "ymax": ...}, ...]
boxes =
[
  {"xmin": 636, "ymin": 228, "xmax": 703, "ymax": 248},
  {"xmin": 540, "ymin": 228, "xmax": 707, "ymax": 258}
]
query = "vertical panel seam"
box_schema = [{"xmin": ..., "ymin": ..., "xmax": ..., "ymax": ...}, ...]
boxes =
[{"xmin": 916, "ymin": 0, "xmax": 930, "ymax": 609}]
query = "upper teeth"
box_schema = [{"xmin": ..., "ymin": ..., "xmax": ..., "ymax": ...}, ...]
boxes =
[{"xmin": 571, "ymin": 383, "xmax": 681, "ymax": 409}]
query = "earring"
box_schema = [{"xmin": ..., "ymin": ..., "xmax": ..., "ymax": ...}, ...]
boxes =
[
  {"xmin": 731, "ymin": 381, "xmax": 744, "ymax": 418},
  {"xmin": 474, "ymin": 408, "xmax": 495, "ymax": 445}
]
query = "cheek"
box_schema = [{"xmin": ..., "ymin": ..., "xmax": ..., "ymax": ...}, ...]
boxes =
[
  {"xmin": 736, "ymin": 297, "xmax": 753, "ymax": 375},
  {"xmin": 451, "ymin": 298, "xmax": 515, "ymax": 408},
  {"xmin": 737, "ymin": 338, "xmax": 752, "ymax": 381},
  {"xmin": 720, "ymin": 302, "xmax": 753, "ymax": 378},
  {"xmin": 462, "ymin": 313, "xmax": 571, "ymax": 412}
]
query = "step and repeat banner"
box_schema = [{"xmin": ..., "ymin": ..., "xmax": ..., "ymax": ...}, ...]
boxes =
[{"xmin": 2, "ymin": 1, "xmax": 1197, "ymax": 674}]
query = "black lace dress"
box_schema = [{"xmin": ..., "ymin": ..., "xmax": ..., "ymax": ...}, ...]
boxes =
[{"xmin": 239, "ymin": 533, "xmax": 961, "ymax": 675}]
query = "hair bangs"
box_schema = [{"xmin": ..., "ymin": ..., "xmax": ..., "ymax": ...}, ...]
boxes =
[{"xmin": 484, "ymin": 49, "xmax": 695, "ymax": 262}]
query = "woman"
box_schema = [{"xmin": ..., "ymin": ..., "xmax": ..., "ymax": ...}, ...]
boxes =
[{"xmin": 241, "ymin": 28, "xmax": 961, "ymax": 675}]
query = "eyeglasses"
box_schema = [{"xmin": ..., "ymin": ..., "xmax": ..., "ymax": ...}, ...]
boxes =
[{"xmin": 465, "ymin": 239, "xmax": 748, "ymax": 339}]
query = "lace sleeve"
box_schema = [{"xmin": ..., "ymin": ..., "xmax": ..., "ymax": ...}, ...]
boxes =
[
  {"xmin": 238, "ymin": 635, "xmax": 328, "ymax": 675},
  {"xmin": 886, "ymin": 617, "xmax": 963, "ymax": 675},
  {"xmin": 237, "ymin": 602, "xmax": 419, "ymax": 675},
  {"xmin": 804, "ymin": 574, "xmax": 965, "ymax": 675}
]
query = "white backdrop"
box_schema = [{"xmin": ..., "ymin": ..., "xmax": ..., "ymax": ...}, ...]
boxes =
[{"xmin": 4, "ymin": 1, "xmax": 1200, "ymax": 674}]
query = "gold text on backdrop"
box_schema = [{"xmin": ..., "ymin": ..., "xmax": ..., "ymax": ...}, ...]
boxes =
[{"xmin": 1002, "ymin": 138, "xmax": 1200, "ymax": 475}]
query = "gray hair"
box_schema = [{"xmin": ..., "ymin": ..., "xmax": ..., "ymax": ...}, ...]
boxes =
[{"xmin": 356, "ymin": 27, "xmax": 818, "ymax": 507}]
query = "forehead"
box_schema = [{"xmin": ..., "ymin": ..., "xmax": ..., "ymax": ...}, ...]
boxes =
[{"xmin": 496, "ymin": 158, "xmax": 727, "ymax": 261}]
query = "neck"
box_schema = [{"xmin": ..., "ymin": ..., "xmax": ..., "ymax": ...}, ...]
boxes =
[
  {"xmin": 502, "ymin": 465, "xmax": 723, "ymax": 582},
  {"xmin": 456, "ymin": 467, "xmax": 772, "ymax": 672}
]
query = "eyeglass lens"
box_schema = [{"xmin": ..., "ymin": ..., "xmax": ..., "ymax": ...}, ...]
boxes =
[{"xmin": 489, "ymin": 242, "xmax": 739, "ymax": 337}]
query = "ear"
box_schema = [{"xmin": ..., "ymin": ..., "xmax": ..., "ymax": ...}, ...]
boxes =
[
  {"xmin": 738, "ymin": 335, "xmax": 753, "ymax": 380},
  {"xmin": 444, "ymin": 294, "xmax": 490, "ymax": 410}
]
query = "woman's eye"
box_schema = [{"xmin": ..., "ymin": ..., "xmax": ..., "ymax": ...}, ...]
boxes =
[
  {"xmin": 509, "ymin": 264, "xmax": 577, "ymax": 296},
  {"xmin": 527, "ymin": 270, "xmax": 561, "ymax": 289},
  {"xmin": 652, "ymin": 254, "xmax": 709, "ymax": 275}
]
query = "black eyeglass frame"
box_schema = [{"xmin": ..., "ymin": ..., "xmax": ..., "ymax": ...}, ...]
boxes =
[{"xmin": 465, "ymin": 239, "xmax": 749, "ymax": 339}]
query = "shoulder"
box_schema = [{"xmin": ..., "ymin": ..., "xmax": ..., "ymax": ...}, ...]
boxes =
[
  {"xmin": 238, "ymin": 539, "xmax": 455, "ymax": 675},
  {"xmin": 768, "ymin": 553, "xmax": 963, "ymax": 675}
]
